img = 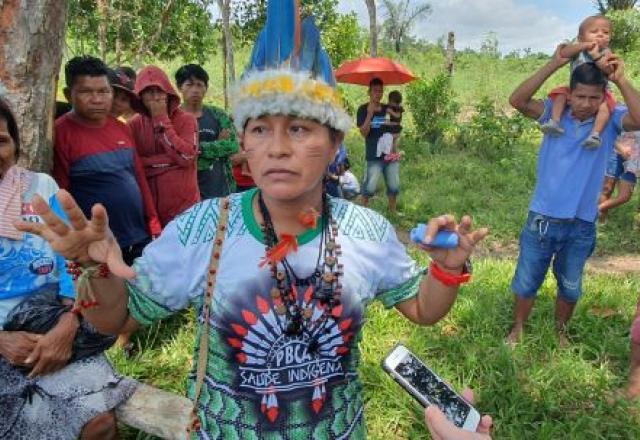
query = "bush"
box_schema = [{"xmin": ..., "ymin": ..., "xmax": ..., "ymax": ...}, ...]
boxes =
[
  {"xmin": 406, "ymin": 73, "xmax": 459, "ymax": 145},
  {"xmin": 608, "ymin": 9, "xmax": 640, "ymax": 54},
  {"xmin": 337, "ymin": 85, "xmax": 357, "ymax": 116},
  {"xmin": 323, "ymin": 13, "xmax": 367, "ymax": 68},
  {"xmin": 456, "ymin": 97, "xmax": 532, "ymax": 161}
]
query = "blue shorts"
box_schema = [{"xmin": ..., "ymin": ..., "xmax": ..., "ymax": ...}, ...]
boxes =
[
  {"xmin": 511, "ymin": 212, "xmax": 596, "ymax": 303},
  {"xmin": 362, "ymin": 159, "xmax": 400, "ymax": 197},
  {"xmin": 606, "ymin": 151, "xmax": 637, "ymax": 185}
]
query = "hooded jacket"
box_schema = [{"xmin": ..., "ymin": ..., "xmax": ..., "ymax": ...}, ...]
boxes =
[{"xmin": 128, "ymin": 66, "xmax": 200, "ymax": 226}]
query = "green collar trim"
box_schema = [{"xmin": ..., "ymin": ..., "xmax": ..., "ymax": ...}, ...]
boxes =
[{"xmin": 241, "ymin": 188, "xmax": 324, "ymax": 245}]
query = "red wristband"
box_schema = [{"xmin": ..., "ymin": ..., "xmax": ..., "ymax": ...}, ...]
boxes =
[{"xmin": 429, "ymin": 261, "xmax": 471, "ymax": 287}]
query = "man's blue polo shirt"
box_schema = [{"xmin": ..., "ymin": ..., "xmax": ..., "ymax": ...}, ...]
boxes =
[{"xmin": 530, "ymin": 98, "xmax": 627, "ymax": 222}]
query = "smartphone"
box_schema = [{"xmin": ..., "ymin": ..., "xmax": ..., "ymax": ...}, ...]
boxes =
[{"xmin": 381, "ymin": 344, "xmax": 481, "ymax": 431}]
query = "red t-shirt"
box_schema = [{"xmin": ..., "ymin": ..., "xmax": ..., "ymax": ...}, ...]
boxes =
[
  {"xmin": 54, "ymin": 114, "xmax": 161, "ymax": 245},
  {"xmin": 233, "ymin": 164, "xmax": 255, "ymax": 188}
]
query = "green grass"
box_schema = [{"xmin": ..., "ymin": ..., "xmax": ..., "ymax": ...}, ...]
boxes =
[
  {"xmin": 345, "ymin": 129, "xmax": 640, "ymax": 256},
  {"xmin": 110, "ymin": 132, "xmax": 640, "ymax": 438},
  {"xmin": 111, "ymin": 257, "xmax": 640, "ymax": 439},
  {"xmin": 100, "ymin": 45, "xmax": 640, "ymax": 439},
  {"xmin": 362, "ymin": 258, "xmax": 640, "ymax": 439}
]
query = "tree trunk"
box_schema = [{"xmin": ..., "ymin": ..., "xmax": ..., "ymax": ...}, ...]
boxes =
[
  {"xmin": 446, "ymin": 31, "xmax": 455, "ymax": 76},
  {"xmin": 222, "ymin": 33, "xmax": 228, "ymax": 110},
  {"xmin": 365, "ymin": 0, "xmax": 378, "ymax": 57},
  {"xmin": 115, "ymin": 9, "xmax": 123, "ymax": 65},
  {"xmin": 218, "ymin": 0, "xmax": 235, "ymax": 83},
  {"xmin": 96, "ymin": 0, "xmax": 109, "ymax": 60},
  {"xmin": 0, "ymin": 0, "xmax": 68, "ymax": 172}
]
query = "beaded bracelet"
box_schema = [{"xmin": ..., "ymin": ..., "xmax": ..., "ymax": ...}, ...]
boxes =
[{"xmin": 66, "ymin": 261, "xmax": 110, "ymax": 312}]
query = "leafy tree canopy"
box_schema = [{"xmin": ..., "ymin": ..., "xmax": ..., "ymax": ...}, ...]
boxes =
[{"xmin": 67, "ymin": 0, "xmax": 217, "ymax": 64}]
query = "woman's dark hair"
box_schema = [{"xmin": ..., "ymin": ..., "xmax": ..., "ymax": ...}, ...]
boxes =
[
  {"xmin": 65, "ymin": 56, "xmax": 109, "ymax": 89},
  {"xmin": 329, "ymin": 127, "xmax": 341, "ymax": 144},
  {"xmin": 175, "ymin": 64, "xmax": 209, "ymax": 88},
  {"xmin": 0, "ymin": 97, "xmax": 20, "ymax": 158},
  {"xmin": 570, "ymin": 63, "xmax": 607, "ymax": 91}
]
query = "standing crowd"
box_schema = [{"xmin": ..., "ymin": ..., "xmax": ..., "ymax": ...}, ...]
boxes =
[
  {"xmin": 1, "ymin": 6, "xmax": 640, "ymax": 440},
  {"xmin": 0, "ymin": 57, "xmax": 259, "ymax": 438}
]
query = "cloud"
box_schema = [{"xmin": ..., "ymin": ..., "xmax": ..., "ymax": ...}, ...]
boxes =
[{"xmin": 337, "ymin": 0, "xmax": 585, "ymax": 54}]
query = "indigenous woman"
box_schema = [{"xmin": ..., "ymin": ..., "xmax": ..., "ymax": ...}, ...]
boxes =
[
  {"xmin": 0, "ymin": 96, "xmax": 136, "ymax": 440},
  {"xmin": 18, "ymin": 1, "xmax": 489, "ymax": 438}
]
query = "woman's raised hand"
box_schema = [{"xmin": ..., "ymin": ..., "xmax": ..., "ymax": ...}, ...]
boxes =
[
  {"xmin": 419, "ymin": 215, "xmax": 488, "ymax": 272},
  {"xmin": 15, "ymin": 190, "xmax": 135, "ymax": 280}
]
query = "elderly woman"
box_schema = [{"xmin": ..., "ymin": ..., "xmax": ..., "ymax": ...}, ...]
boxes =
[
  {"xmin": 0, "ymin": 97, "xmax": 136, "ymax": 439},
  {"xmin": 19, "ymin": 1, "xmax": 491, "ymax": 438}
]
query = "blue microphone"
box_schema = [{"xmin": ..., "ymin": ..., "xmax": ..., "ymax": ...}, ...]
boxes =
[{"xmin": 410, "ymin": 224, "xmax": 459, "ymax": 249}]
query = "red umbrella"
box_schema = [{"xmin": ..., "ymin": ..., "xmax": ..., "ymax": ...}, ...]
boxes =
[{"xmin": 335, "ymin": 57, "xmax": 417, "ymax": 86}]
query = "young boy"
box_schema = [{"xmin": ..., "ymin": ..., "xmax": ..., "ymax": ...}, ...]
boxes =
[
  {"xmin": 540, "ymin": 15, "xmax": 615, "ymax": 149},
  {"xmin": 386, "ymin": 90, "xmax": 404, "ymax": 156},
  {"xmin": 339, "ymin": 158, "xmax": 360, "ymax": 200},
  {"xmin": 175, "ymin": 63, "xmax": 239, "ymax": 199},
  {"xmin": 599, "ymin": 132, "xmax": 639, "ymax": 219}
]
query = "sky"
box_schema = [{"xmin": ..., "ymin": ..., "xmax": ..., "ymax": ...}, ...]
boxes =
[{"xmin": 337, "ymin": 0, "xmax": 598, "ymax": 54}]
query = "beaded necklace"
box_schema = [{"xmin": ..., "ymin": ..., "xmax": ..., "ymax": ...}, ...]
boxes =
[{"xmin": 257, "ymin": 191, "xmax": 343, "ymax": 354}]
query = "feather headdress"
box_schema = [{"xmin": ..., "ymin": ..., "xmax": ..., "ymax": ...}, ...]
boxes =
[{"xmin": 232, "ymin": 0, "xmax": 351, "ymax": 133}]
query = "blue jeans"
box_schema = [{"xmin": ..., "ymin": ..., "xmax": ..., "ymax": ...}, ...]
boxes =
[
  {"xmin": 511, "ymin": 212, "xmax": 596, "ymax": 303},
  {"xmin": 362, "ymin": 159, "xmax": 400, "ymax": 197},
  {"xmin": 606, "ymin": 151, "xmax": 637, "ymax": 185}
]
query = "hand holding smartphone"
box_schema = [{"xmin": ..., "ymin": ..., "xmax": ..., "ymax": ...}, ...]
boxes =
[{"xmin": 382, "ymin": 344, "xmax": 481, "ymax": 432}]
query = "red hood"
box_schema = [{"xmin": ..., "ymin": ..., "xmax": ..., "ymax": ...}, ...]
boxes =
[{"xmin": 134, "ymin": 65, "xmax": 181, "ymax": 116}]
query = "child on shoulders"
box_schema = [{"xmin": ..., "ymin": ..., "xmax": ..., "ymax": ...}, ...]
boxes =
[{"xmin": 540, "ymin": 15, "xmax": 615, "ymax": 149}]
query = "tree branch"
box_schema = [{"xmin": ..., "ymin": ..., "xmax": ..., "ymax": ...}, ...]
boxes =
[{"xmin": 134, "ymin": 0, "xmax": 177, "ymax": 65}]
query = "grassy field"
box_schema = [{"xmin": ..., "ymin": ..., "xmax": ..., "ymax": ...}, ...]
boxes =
[
  {"xmin": 112, "ymin": 131, "xmax": 640, "ymax": 439},
  {"xmin": 103, "ymin": 45, "xmax": 640, "ymax": 439},
  {"xmin": 348, "ymin": 130, "xmax": 640, "ymax": 256},
  {"xmin": 112, "ymin": 259, "xmax": 640, "ymax": 439}
]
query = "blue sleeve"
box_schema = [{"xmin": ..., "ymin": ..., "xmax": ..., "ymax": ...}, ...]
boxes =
[
  {"xmin": 612, "ymin": 105, "xmax": 628, "ymax": 134},
  {"xmin": 538, "ymin": 98, "xmax": 553, "ymax": 124},
  {"xmin": 49, "ymin": 193, "xmax": 75, "ymax": 299},
  {"xmin": 50, "ymin": 192, "xmax": 70, "ymax": 223}
]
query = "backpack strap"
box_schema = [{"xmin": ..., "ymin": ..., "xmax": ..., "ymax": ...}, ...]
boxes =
[{"xmin": 188, "ymin": 197, "xmax": 230, "ymax": 436}]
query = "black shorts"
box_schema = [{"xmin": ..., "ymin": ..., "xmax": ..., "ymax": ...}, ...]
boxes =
[{"xmin": 386, "ymin": 125, "xmax": 402, "ymax": 134}]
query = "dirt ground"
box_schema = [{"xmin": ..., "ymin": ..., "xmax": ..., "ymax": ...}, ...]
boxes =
[{"xmin": 396, "ymin": 230, "xmax": 640, "ymax": 275}]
